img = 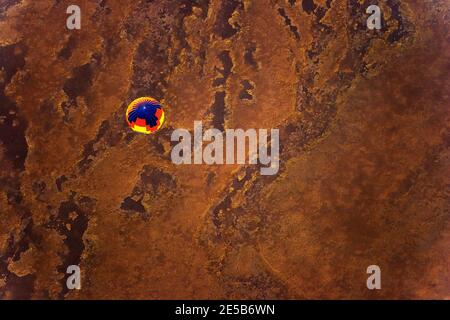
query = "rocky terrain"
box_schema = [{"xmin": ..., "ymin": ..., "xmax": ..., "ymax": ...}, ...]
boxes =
[{"xmin": 0, "ymin": 0, "xmax": 449, "ymax": 299}]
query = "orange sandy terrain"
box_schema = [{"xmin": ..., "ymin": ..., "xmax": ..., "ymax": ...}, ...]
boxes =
[{"xmin": 0, "ymin": 0, "xmax": 449, "ymax": 299}]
